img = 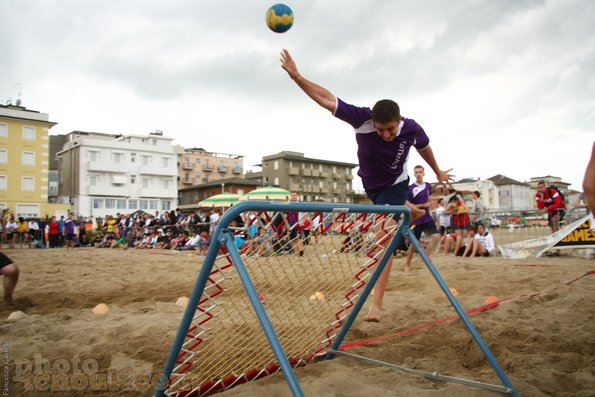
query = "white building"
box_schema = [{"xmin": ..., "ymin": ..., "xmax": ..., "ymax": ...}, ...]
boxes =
[
  {"xmin": 488, "ymin": 174, "xmax": 532, "ymax": 211},
  {"xmin": 57, "ymin": 131, "xmax": 177, "ymax": 218},
  {"xmin": 449, "ymin": 178, "xmax": 499, "ymax": 210}
]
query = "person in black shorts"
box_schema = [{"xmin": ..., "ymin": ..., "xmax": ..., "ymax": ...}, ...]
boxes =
[{"xmin": 0, "ymin": 252, "xmax": 19, "ymax": 304}]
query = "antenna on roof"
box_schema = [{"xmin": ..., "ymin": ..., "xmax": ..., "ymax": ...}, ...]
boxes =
[{"xmin": 15, "ymin": 83, "xmax": 22, "ymax": 106}]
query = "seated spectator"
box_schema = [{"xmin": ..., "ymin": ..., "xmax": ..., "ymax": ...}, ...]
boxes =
[
  {"xmin": 466, "ymin": 223, "xmax": 496, "ymax": 257},
  {"xmin": 170, "ymin": 231, "xmax": 188, "ymax": 250},
  {"xmin": 93, "ymin": 233, "xmax": 105, "ymax": 248},
  {"xmin": 196, "ymin": 231, "xmax": 211, "ymax": 255},
  {"xmin": 460, "ymin": 226, "xmax": 479, "ymax": 257},
  {"xmin": 179, "ymin": 231, "xmax": 201, "ymax": 251},
  {"xmin": 135, "ymin": 233, "xmax": 153, "ymax": 249},
  {"xmin": 156, "ymin": 230, "xmax": 174, "ymax": 249}
]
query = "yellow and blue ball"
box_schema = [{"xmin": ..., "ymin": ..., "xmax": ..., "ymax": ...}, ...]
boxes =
[{"xmin": 266, "ymin": 4, "xmax": 294, "ymax": 33}]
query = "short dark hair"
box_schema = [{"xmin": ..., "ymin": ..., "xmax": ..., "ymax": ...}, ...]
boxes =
[
  {"xmin": 473, "ymin": 191, "xmax": 481, "ymax": 197},
  {"xmin": 371, "ymin": 99, "xmax": 400, "ymax": 123},
  {"xmin": 414, "ymin": 165, "xmax": 424, "ymax": 171}
]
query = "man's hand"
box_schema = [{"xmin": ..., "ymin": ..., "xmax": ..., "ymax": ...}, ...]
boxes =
[
  {"xmin": 435, "ymin": 168, "xmax": 455, "ymax": 189},
  {"xmin": 280, "ymin": 49, "xmax": 300, "ymax": 80}
]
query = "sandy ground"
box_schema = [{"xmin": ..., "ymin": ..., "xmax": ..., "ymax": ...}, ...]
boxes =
[{"xmin": 0, "ymin": 246, "xmax": 593, "ymax": 397}]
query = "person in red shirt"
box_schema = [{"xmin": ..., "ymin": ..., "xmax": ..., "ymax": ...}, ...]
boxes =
[
  {"xmin": 535, "ymin": 181, "xmax": 567, "ymax": 233},
  {"xmin": 48, "ymin": 216, "xmax": 60, "ymax": 248}
]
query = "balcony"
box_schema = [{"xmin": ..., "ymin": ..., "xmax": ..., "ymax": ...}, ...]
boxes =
[
  {"xmin": 217, "ymin": 166, "xmax": 228, "ymax": 173},
  {"xmin": 289, "ymin": 183, "xmax": 300, "ymax": 192},
  {"xmin": 87, "ymin": 161, "xmax": 123, "ymax": 173},
  {"xmin": 288, "ymin": 167, "xmax": 299, "ymax": 175},
  {"xmin": 312, "ymin": 170, "xmax": 320, "ymax": 177},
  {"xmin": 345, "ymin": 174, "xmax": 354, "ymax": 180},
  {"xmin": 139, "ymin": 166, "xmax": 175, "ymax": 176},
  {"xmin": 139, "ymin": 188, "xmax": 176, "ymax": 199},
  {"xmin": 321, "ymin": 172, "xmax": 329, "ymax": 178},
  {"xmin": 232, "ymin": 167, "xmax": 243, "ymax": 174},
  {"xmin": 182, "ymin": 163, "xmax": 193, "ymax": 170},
  {"xmin": 302, "ymin": 169, "xmax": 312, "ymax": 176},
  {"xmin": 312, "ymin": 186, "xmax": 321, "ymax": 193},
  {"xmin": 182, "ymin": 179, "xmax": 193, "ymax": 185},
  {"xmin": 202, "ymin": 165, "xmax": 214, "ymax": 172},
  {"xmin": 88, "ymin": 185, "xmax": 128, "ymax": 196}
]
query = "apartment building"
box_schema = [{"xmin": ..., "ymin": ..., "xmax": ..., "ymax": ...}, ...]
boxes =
[
  {"xmin": 0, "ymin": 103, "xmax": 70, "ymax": 218},
  {"xmin": 57, "ymin": 130, "xmax": 178, "ymax": 218},
  {"xmin": 177, "ymin": 147, "xmax": 244, "ymax": 189},
  {"xmin": 247, "ymin": 151, "xmax": 358, "ymax": 203},
  {"xmin": 488, "ymin": 174, "xmax": 532, "ymax": 211},
  {"xmin": 449, "ymin": 178, "xmax": 499, "ymax": 209}
]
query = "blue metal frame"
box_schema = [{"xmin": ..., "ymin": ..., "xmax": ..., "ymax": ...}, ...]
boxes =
[{"xmin": 155, "ymin": 201, "xmax": 519, "ymax": 397}]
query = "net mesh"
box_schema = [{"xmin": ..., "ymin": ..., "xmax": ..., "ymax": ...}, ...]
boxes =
[{"xmin": 165, "ymin": 208, "xmax": 403, "ymax": 396}]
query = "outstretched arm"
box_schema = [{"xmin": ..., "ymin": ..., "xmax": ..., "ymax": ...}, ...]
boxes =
[
  {"xmin": 583, "ymin": 142, "xmax": 595, "ymax": 214},
  {"xmin": 280, "ymin": 49, "xmax": 337, "ymax": 113},
  {"xmin": 416, "ymin": 146, "xmax": 454, "ymax": 187}
]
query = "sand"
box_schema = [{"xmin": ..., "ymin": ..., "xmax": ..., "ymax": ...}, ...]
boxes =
[{"xmin": 0, "ymin": 247, "xmax": 593, "ymax": 397}]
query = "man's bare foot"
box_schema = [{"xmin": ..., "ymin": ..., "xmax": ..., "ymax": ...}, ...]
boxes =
[
  {"xmin": 404, "ymin": 265, "xmax": 411, "ymax": 273},
  {"xmin": 363, "ymin": 306, "xmax": 381, "ymax": 322}
]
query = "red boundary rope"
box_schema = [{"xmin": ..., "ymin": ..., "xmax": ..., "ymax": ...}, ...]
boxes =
[{"xmin": 340, "ymin": 270, "xmax": 594, "ymax": 350}]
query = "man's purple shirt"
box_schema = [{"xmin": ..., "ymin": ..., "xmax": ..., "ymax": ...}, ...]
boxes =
[
  {"xmin": 408, "ymin": 181, "xmax": 433, "ymax": 225},
  {"xmin": 334, "ymin": 98, "xmax": 430, "ymax": 191}
]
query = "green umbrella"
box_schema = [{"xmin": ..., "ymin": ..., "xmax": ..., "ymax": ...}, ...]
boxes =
[
  {"xmin": 241, "ymin": 186, "xmax": 291, "ymax": 201},
  {"xmin": 198, "ymin": 192, "xmax": 241, "ymax": 208}
]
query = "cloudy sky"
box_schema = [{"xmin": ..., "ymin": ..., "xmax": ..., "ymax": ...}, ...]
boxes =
[{"xmin": 1, "ymin": 0, "xmax": 593, "ymax": 191}]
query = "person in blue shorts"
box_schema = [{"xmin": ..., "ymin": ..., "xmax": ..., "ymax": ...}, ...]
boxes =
[
  {"xmin": 280, "ymin": 49, "xmax": 454, "ymax": 322},
  {"xmin": 0, "ymin": 252, "xmax": 19, "ymax": 304}
]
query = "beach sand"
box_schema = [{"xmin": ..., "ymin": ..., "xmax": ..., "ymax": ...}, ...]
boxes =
[{"xmin": 0, "ymin": 247, "xmax": 593, "ymax": 396}]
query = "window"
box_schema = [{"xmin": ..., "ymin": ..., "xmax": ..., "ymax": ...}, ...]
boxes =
[
  {"xmin": 163, "ymin": 157, "xmax": 171, "ymax": 167},
  {"xmin": 139, "ymin": 200, "xmax": 149, "ymax": 210},
  {"xmin": 195, "ymin": 158, "xmax": 200, "ymax": 165},
  {"xmin": 149, "ymin": 200, "xmax": 158, "ymax": 210},
  {"xmin": 0, "ymin": 176, "xmax": 6, "ymax": 190},
  {"xmin": 0, "ymin": 149, "xmax": 6, "ymax": 164},
  {"xmin": 116, "ymin": 199, "xmax": 126, "ymax": 209},
  {"xmin": 219, "ymin": 160, "xmax": 225, "ymax": 171},
  {"xmin": 0, "ymin": 123, "xmax": 7, "ymax": 137},
  {"xmin": 184, "ymin": 172, "xmax": 189, "ymax": 182},
  {"xmin": 88, "ymin": 150, "xmax": 100, "ymax": 161},
  {"xmin": 319, "ymin": 181, "xmax": 324, "ymax": 188},
  {"xmin": 161, "ymin": 201, "xmax": 171, "ymax": 211},
  {"xmin": 142, "ymin": 155, "xmax": 151, "ymax": 166},
  {"xmin": 128, "ymin": 200, "xmax": 138, "ymax": 210},
  {"xmin": 89, "ymin": 175, "xmax": 98, "ymax": 186},
  {"xmin": 16, "ymin": 204, "xmax": 39, "ymax": 218},
  {"xmin": 289, "ymin": 161, "xmax": 293, "ymax": 167},
  {"xmin": 93, "ymin": 199, "xmax": 104, "ymax": 209},
  {"xmin": 23, "ymin": 126, "xmax": 35, "ymax": 140},
  {"xmin": 142, "ymin": 177, "xmax": 151, "ymax": 189},
  {"xmin": 105, "ymin": 199, "xmax": 116, "ymax": 209},
  {"xmin": 22, "ymin": 176, "xmax": 35, "ymax": 191},
  {"xmin": 22, "ymin": 152, "xmax": 35, "ymax": 166},
  {"xmin": 113, "ymin": 153, "xmax": 125, "ymax": 163},
  {"xmin": 274, "ymin": 177, "xmax": 279, "ymax": 186},
  {"xmin": 194, "ymin": 172, "xmax": 200, "ymax": 180},
  {"xmin": 130, "ymin": 153, "xmax": 136, "ymax": 163},
  {"xmin": 274, "ymin": 161, "xmax": 279, "ymax": 170},
  {"xmin": 152, "ymin": 139, "xmax": 157, "ymax": 146},
  {"xmin": 163, "ymin": 179, "xmax": 170, "ymax": 189},
  {"xmin": 130, "ymin": 174, "xmax": 136, "ymax": 184}
]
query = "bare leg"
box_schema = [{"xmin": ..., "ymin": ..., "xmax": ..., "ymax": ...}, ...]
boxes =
[
  {"xmin": 364, "ymin": 258, "xmax": 392, "ymax": 322},
  {"xmin": 404, "ymin": 245, "xmax": 414, "ymax": 272},
  {"xmin": 2, "ymin": 264, "xmax": 19, "ymax": 304},
  {"xmin": 453, "ymin": 231, "xmax": 464, "ymax": 256}
]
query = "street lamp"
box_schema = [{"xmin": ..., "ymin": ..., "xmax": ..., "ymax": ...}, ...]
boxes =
[{"xmin": 221, "ymin": 182, "xmax": 225, "ymax": 193}]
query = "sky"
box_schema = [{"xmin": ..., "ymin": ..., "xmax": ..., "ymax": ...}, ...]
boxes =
[{"xmin": 1, "ymin": 0, "xmax": 594, "ymax": 192}]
